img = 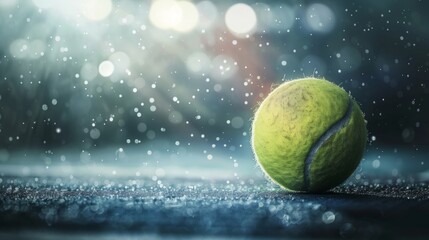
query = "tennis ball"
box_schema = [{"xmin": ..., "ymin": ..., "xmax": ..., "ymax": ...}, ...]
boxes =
[{"xmin": 251, "ymin": 78, "xmax": 367, "ymax": 192}]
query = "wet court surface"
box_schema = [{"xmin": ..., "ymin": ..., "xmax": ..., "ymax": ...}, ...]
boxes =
[{"xmin": 1, "ymin": 174, "xmax": 428, "ymax": 239}]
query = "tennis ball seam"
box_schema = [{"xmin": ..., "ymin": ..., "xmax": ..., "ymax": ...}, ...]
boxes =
[
  {"xmin": 251, "ymin": 78, "xmax": 366, "ymax": 192},
  {"xmin": 303, "ymin": 97, "xmax": 354, "ymax": 191}
]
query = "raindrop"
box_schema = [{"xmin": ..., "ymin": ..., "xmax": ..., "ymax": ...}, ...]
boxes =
[
  {"xmin": 372, "ymin": 159, "xmax": 380, "ymax": 168},
  {"xmin": 231, "ymin": 116, "xmax": 244, "ymax": 129},
  {"xmin": 137, "ymin": 123, "xmax": 147, "ymax": 132},
  {"xmin": 90, "ymin": 128, "xmax": 101, "ymax": 139},
  {"xmin": 322, "ymin": 211, "xmax": 335, "ymax": 224}
]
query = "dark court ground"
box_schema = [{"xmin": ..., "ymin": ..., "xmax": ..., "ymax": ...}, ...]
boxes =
[{"xmin": 1, "ymin": 148, "xmax": 428, "ymax": 239}]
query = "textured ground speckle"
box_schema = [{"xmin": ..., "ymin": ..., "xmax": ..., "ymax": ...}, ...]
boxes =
[{"xmin": 1, "ymin": 176, "xmax": 428, "ymax": 239}]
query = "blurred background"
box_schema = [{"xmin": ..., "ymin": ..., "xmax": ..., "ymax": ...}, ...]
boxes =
[{"xmin": 0, "ymin": 0, "xmax": 428, "ymax": 180}]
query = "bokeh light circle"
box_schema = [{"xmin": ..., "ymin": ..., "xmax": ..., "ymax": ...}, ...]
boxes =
[
  {"xmin": 149, "ymin": 0, "xmax": 199, "ymax": 32},
  {"xmin": 99, "ymin": 61, "xmax": 115, "ymax": 77},
  {"xmin": 80, "ymin": 0, "xmax": 112, "ymax": 21},
  {"xmin": 149, "ymin": 0, "xmax": 182, "ymax": 30},
  {"xmin": 174, "ymin": 1, "xmax": 199, "ymax": 32},
  {"xmin": 225, "ymin": 3, "xmax": 257, "ymax": 36},
  {"xmin": 305, "ymin": 3, "xmax": 335, "ymax": 33}
]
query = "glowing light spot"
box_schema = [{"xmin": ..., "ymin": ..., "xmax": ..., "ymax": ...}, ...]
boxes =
[
  {"xmin": 80, "ymin": 0, "xmax": 112, "ymax": 21},
  {"xmin": 149, "ymin": 0, "xmax": 182, "ymax": 30},
  {"xmin": 149, "ymin": 0, "xmax": 199, "ymax": 32},
  {"xmin": 174, "ymin": 1, "xmax": 199, "ymax": 32},
  {"xmin": 99, "ymin": 60, "xmax": 114, "ymax": 77},
  {"xmin": 225, "ymin": 3, "xmax": 257, "ymax": 36},
  {"xmin": 305, "ymin": 3, "xmax": 335, "ymax": 33}
]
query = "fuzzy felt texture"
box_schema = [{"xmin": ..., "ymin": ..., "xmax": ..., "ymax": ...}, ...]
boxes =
[{"xmin": 252, "ymin": 78, "xmax": 367, "ymax": 192}]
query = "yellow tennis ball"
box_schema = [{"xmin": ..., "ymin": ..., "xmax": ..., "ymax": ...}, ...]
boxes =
[{"xmin": 252, "ymin": 78, "xmax": 367, "ymax": 192}]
